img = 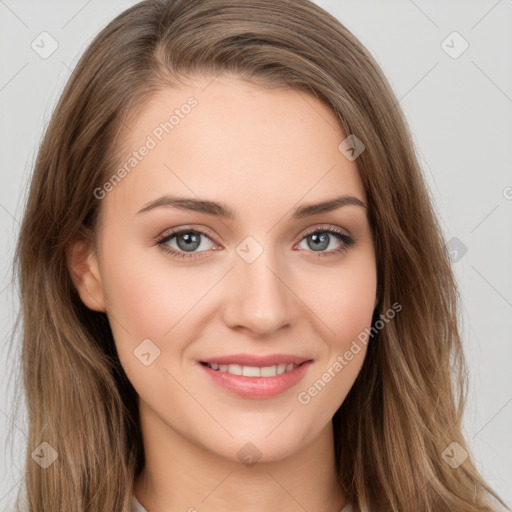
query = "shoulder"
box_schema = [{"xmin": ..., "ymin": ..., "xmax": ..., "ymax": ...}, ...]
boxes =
[{"xmin": 131, "ymin": 494, "xmax": 148, "ymax": 512}]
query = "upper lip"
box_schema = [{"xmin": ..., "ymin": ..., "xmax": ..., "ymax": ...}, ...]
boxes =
[{"xmin": 199, "ymin": 353, "xmax": 313, "ymax": 367}]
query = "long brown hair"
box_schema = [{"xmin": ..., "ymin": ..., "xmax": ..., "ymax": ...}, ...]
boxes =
[{"xmin": 11, "ymin": 0, "xmax": 506, "ymax": 510}]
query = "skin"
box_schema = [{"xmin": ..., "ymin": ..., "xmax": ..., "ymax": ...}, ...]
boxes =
[{"xmin": 68, "ymin": 75, "xmax": 377, "ymax": 512}]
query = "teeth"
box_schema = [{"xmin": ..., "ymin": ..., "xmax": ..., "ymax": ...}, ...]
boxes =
[
  {"xmin": 228, "ymin": 364, "xmax": 242, "ymax": 375},
  {"xmin": 260, "ymin": 365, "xmax": 277, "ymax": 377},
  {"xmin": 242, "ymin": 365, "xmax": 260, "ymax": 377},
  {"xmin": 207, "ymin": 362, "xmax": 298, "ymax": 377}
]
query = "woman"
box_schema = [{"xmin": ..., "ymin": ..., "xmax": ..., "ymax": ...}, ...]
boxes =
[{"xmin": 13, "ymin": 0, "xmax": 507, "ymax": 510}]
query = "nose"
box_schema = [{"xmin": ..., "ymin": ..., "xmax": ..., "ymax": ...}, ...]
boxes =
[{"xmin": 222, "ymin": 247, "xmax": 295, "ymax": 337}]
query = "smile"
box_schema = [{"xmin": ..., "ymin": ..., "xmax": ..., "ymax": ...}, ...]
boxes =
[
  {"xmin": 203, "ymin": 362, "xmax": 298, "ymax": 377},
  {"xmin": 198, "ymin": 355, "xmax": 313, "ymax": 399}
]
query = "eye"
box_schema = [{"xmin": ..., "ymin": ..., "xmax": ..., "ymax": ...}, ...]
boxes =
[
  {"xmin": 155, "ymin": 225, "xmax": 356, "ymax": 261},
  {"xmin": 156, "ymin": 227, "xmax": 218, "ymax": 260},
  {"xmin": 296, "ymin": 226, "xmax": 356, "ymax": 257}
]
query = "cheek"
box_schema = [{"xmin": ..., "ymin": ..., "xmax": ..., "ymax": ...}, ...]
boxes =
[
  {"xmin": 294, "ymin": 254, "xmax": 376, "ymax": 418},
  {"xmin": 99, "ymin": 238, "xmax": 234, "ymax": 387},
  {"xmin": 306, "ymin": 250, "xmax": 377, "ymax": 347},
  {"xmin": 99, "ymin": 239, "xmax": 200, "ymax": 360}
]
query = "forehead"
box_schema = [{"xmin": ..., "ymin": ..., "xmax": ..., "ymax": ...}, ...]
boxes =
[{"xmin": 101, "ymin": 75, "xmax": 366, "ymax": 224}]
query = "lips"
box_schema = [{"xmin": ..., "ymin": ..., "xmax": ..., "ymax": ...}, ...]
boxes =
[{"xmin": 198, "ymin": 353, "xmax": 313, "ymax": 399}]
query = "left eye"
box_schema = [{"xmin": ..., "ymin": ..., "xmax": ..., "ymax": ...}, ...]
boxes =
[
  {"xmin": 156, "ymin": 227, "xmax": 355, "ymax": 259},
  {"xmin": 297, "ymin": 230, "xmax": 348, "ymax": 252}
]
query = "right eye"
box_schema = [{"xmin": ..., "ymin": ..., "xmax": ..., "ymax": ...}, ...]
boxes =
[{"xmin": 156, "ymin": 228, "xmax": 218, "ymax": 260}]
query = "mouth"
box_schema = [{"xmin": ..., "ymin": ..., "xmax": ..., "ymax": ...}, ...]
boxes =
[
  {"xmin": 200, "ymin": 361, "xmax": 300, "ymax": 377},
  {"xmin": 198, "ymin": 354, "xmax": 313, "ymax": 399}
]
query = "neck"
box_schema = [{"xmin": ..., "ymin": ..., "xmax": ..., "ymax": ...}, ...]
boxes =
[{"xmin": 133, "ymin": 401, "xmax": 345, "ymax": 512}]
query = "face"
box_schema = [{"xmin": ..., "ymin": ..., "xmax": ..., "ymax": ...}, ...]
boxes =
[{"xmin": 72, "ymin": 75, "xmax": 377, "ymax": 463}]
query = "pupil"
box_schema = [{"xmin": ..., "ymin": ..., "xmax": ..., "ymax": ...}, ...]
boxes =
[
  {"xmin": 177, "ymin": 232, "xmax": 200, "ymax": 252},
  {"xmin": 309, "ymin": 233, "xmax": 328, "ymax": 251}
]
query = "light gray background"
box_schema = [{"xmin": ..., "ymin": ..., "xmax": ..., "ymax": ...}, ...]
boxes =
[{"xmin": 1, "ymin": 0, "xmax": 511, "ymax": 509}]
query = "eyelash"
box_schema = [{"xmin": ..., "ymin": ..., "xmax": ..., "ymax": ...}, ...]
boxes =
[{"xmin": 155, "ymin": 225, "xmax": 356, "ymax": 261}]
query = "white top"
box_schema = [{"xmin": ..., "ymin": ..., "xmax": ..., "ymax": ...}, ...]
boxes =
[{"xmin": 132, "ymin": 494, "xmax": 353, "ymax": 511}]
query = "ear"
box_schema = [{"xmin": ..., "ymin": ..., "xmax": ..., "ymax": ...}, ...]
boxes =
[{"xmin": 66, "ymin": 237, "xmax": 106, "ymax": 312}]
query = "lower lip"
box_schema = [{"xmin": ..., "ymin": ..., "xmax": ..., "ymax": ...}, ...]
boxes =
[{"xmin": 199, "ymin": 361, "xmax": 313, "ymax": 399}]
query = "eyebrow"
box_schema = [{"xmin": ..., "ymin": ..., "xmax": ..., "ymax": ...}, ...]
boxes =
[{"xmin": 137, "ymin": 194, "xmax": 366, "ymax": 219}]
